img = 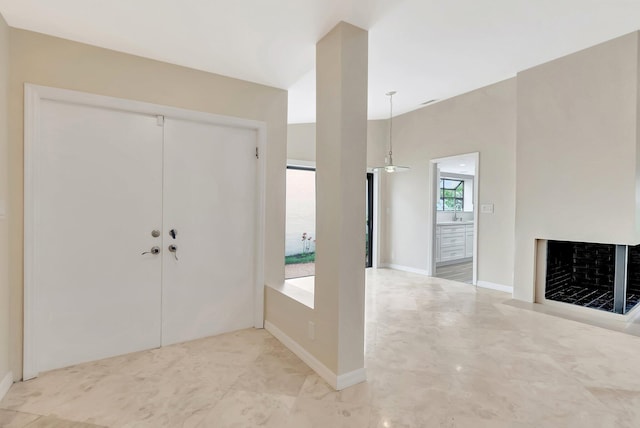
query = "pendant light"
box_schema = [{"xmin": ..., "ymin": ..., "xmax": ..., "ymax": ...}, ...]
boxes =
[{"xmin": 373, "ymin": 91, "xmax": 409, "ymax": 173}]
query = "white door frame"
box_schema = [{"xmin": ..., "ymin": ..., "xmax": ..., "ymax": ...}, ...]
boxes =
[
  {"xmin": 23, "ymin": 84, "xmax": 267, "ymax": 380},
  {"xmin": 428, "ymin": 152, "xmax": 479, "ymax": 285}
]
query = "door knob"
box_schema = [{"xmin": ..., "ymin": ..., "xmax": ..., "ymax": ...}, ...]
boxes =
[
  {"xmin": 151, "ymin": 230, "xmax": 161, "ymax": 238},
  {"xmin": 142, "ymin": 246, "xmax": 160, "ymax": 255}
]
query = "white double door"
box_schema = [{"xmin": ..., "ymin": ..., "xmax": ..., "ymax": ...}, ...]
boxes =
[{"xmin": 33, "ymin": 98, "xmax": 257, "ymax": 374}]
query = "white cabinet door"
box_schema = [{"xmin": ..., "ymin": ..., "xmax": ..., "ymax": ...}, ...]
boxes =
[
  {"xmin": 35, "ymin": 100, "xmax": 163, "ymax": 373},
  {"xmin": 161, "ymin": 118, "xmax": 257, "ymax": 346},
  {"xmin": 465, "ymin": 225, "xmax": 474, "ymax": 258}
]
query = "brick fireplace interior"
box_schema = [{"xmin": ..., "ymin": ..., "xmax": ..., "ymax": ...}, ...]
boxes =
[{"xmin": 545, "ymin": 240, "xmax": 640, "ymax": 314}]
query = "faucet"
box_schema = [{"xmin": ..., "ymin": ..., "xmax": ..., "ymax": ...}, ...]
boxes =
[{"xmin": 452, "ymin": 204, "xmax": 462, "ymax": 221}]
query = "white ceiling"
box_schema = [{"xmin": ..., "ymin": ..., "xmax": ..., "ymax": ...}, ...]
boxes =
[
  {"xmin": 437, "ymin": 154, "xmax": 476, "ymax": 176},
  {"xmin": 2, "ymin": 0, "xmax": 640, "ymax": 123}
]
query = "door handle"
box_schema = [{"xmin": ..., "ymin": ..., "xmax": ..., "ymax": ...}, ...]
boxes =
[
  {"xmin": 168, "ymin": 244, "xmax": 178, "ymax": 261},
  {"xmin": 142, "ymin": 246, "xmax": 160, "ymax": 255}
]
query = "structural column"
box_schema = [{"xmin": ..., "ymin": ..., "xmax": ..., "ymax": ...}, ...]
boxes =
[{"xmin": 315, "ymin": 21, "xmax": 368, "ymax": 387}]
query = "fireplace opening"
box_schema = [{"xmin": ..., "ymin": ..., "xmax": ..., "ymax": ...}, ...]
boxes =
[
  {"xmin": 545, "ymin": 241, "xmax": 616, "ymax": 312},
  {"xmin": 626, "ymin": 245, "xmax": 640, "ymax": 310},
  {"xmin": 545, "ymin": 240, "xmax": 640, "ymax": 314}
]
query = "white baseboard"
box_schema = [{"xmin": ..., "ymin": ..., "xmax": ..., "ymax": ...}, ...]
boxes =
[
  {"xmin": 264, "ymin": 321, "xmax": 366, "ymax": 391},
  {"xmin": 336, "ymin": 367, "xmax": 367, "ymax": 390},
  {"xmin": 0, "ymin": 371, "xmax": 13, "ymax": 402},
  {"xmin": 380, "ymin": 263, "xmax": 430, "ymax": 276},
  {"xmin": 477, "ymin": 280, "xmax": 513, "ymax": 294}
]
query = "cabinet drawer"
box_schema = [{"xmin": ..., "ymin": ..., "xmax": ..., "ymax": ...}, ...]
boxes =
[
  {"xmin": 440, "ymin": 225, "xmax": 466, "ymax": 235},
  {"xmin": 441, "ymin": 247, "xmax": 465, "ymax": 261},
  {"xmin": 440, "ymin": 235, "xmax": 465, "ymax": 247}
]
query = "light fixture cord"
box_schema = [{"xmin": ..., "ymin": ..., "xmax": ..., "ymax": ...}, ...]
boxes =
[{"xmin": 388, "ymin": 92, "xmax": 393, "ymax": 164}]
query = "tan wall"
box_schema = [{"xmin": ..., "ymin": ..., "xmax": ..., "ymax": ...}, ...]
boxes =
[
  {"xmin": 266, "ymin": 22, "xmax": 370, "ymax": 377},
  {"xmin": 382, "ymin": 79, "xmax": 517, "ymax": 287},
  {"xmin": 314, "ymin": 22, "xmax": 368, "ymax": 375},
  {"xmin": 286, "ymin": 81, "xmax": 517, "ymax": 289},
  {"xmin": 287, "ymin": 120, "xmax": 387, "ymax": 167},
  {"xmin": 270, "ymin": 119, "xmax": 385, "ymax": 375},
  {"xmin": 287, "ymin": 123, "xmax": 316, "ymax": 162},
  {"xmin": 0, "ymin": 13, "xmax": 10, "ymax": 385},
  {"xmin": 514, "ymin": 32, "xmax": 640, "ymax": 301},
  {"xmin": 8, "ymin": 29, "xmax": 288, "ymax": 378}
]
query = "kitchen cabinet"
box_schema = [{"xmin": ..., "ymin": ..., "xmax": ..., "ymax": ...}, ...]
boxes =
[
  {"xmin": 436, "ymin": 223, "xmax": 473, "ymax": 264},
  {"xmin": 465, "ymin": 224, "xmax": 474, "ymax": 258}
]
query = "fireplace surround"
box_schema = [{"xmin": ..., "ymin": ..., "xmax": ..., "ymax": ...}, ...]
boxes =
[{"xmin": 545, "ymin": 240, "xmax": 640, "ymax": 314}]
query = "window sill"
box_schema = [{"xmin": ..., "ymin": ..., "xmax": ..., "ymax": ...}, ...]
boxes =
[{"xmin": 267, "ymin": 276, "xmax": 315, "ymax": 309}]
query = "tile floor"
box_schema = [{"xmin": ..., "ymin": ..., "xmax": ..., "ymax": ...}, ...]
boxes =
[{"xmin": 3, "ymin": 268, "xmax": 640, "ymax": 427}]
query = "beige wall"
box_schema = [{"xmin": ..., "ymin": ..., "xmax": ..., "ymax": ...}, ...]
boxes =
[
  {"xmin": 8, "ymin": 29, "xmax": 288, "ymax": 378},
  {"xmin": 275, "ymin": 79, "xmax": 517, "ymax": 378},
  {"xmin": 514, "ymin": 32, "xmax": 640, "ymax": 301},
  {"xmin": 286, "ymin": 32, "xmax": 640, "ymax": 315},
  {"xmin": 382, "ymin": 79, "xmax": 517, "ymax": 287},
  {"xmin": 266, "ymin": 22, "xmax": 370, "ymax": 379},
  {"xmin": 287, "ymin": 81, "xmax": 517, "ymax": 288},
  {"xmin": 287, "ymin": 120, "xmax": 387, "ymax": 167},
  {"xmin": 0, "ymin": 12, "xmax": 10, "ymax": 386},
  {"xmin": 271, "ymin": 119, "xmax": 385, "ymax": 377},
  {"xmin": 287, "ymin": 123, "xmax": 316, "ymax": 162},
  {"xmin": 314, "ymin": 22, "xmax": 367, "ymax": 376}
]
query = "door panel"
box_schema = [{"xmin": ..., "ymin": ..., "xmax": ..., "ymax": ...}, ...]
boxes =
[
  {"xmin": 161, "ymin": 118, "xmax": 257, "ymax": 346},
  {"xmin": 36, "ymin": 100, "xmax": 163, "ymax": 372}
]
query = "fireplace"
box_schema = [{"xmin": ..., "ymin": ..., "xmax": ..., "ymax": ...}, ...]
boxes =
[
  {"xmin": 545, "ymin": 240, "xmax": 640, "ymax": 314},
  {"xmin": 626, "ymin": 245, "xmax": 640, "ymax": 309}
]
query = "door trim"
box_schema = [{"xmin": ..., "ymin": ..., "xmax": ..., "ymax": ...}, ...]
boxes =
[{"xmin": 24, "ymin": 84, "xmax": 267, "ymax": 380}]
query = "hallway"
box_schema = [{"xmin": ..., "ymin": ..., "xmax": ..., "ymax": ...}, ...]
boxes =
[{"xmin": 2, "ymin": 269, "xmax": 640, "ymax": 427}]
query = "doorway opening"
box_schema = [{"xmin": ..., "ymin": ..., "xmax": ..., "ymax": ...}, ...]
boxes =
[{"xmin": 430, "ymin": 153, "xmax": 479, "ymax": 284}]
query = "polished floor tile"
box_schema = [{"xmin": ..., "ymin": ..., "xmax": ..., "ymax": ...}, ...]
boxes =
[
  {"xmin": 0, "ymin": 409, "xmax": 40, "ymax": 428},
  {"xmin": 3, "ymin": 268, "xmax": 640, "ymax": 427}
]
